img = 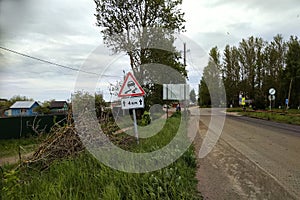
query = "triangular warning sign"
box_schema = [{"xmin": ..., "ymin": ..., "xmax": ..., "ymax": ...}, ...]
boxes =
[{"xmin": 118, "ymin": 72, "xmax": 145, "ymax": 97}]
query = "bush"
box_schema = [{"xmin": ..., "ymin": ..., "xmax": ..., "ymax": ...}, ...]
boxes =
[{"xmin": 138, "ymin": 111, "xmax": 151, "ymax": 126}]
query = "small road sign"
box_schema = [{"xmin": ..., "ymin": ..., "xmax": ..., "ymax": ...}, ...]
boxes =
[
  {"xmin": 118, "ymin": 72, "xmax": 145, "ymax": 97},
  {"xmin": 121, "ymin": 96, "xmax": 144, "ymax": 109},
  {"xmin": 269, "ymin": 88, "xmax": 276, "ymax": 95},
  {"xmin": 268, "ymin": 95, "xmax": 275, "ymax": 101}
]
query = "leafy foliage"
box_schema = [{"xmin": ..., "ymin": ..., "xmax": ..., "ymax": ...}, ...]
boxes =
[
  {"xmin": 72, "ymin": 91, "xmax": 107, "ymax": 119},
  {"xmin": 94, "ymin": 0, "xmax": 188, "ymax": 107},
  {"xmin": 200, "ymin": 34, "xmax": 300, "ymax": 108},
  {"xmin": 189, "ymin": 89, "xmax": 196, "ymax": 103},
  {"xmin": 199, "ymin": 47, "xmax": 225, "ymax": 107}
]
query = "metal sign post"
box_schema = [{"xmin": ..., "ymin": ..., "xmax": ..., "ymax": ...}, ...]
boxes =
[
  {"xmin": 118, "ymin": 72, "xmax": 145, "ymax": 144},
  {"xmin": 166, "ymin": 84, "xmax": 169, "ymax": 119},
  {"xmin": 269, "ymin": 95, "xmax": 272, "ymax": 111},
  {"xmin": 132, "ymin": 109, "xmax": 139, "ymax": 144},
  {"xmin": 121, "ymin": 97, "xmax": 144, "ymax": 144}
]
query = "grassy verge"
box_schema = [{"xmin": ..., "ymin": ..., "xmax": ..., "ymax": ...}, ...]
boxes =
[
  {"xmin": 226, "ymin": 107, "xmax": 244, "ymax": 112},
  {"xmin": 0, "ymin": 137, "xmax": 42, "ymax": 158},
  {"xmin": 1, "ymin": 113, "xmax": 201, "ymax": 200},
  {"xmin": 241, "ymin": 111, "xmax": 300, "ymax": 125},
  {"xmin": 227, "ymin": 107, "xmax": 300, "ymax": 125}
]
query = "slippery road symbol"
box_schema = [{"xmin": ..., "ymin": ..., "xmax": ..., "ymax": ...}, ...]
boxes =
[{"xmin": 125, "ymin": 81, "xmax": 138, "ymax": 94}]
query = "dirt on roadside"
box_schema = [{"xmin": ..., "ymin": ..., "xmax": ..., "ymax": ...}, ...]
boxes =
[
  {"xmin": 0, "ymin": 152, "xmax": 33, "ymax": 166},
  {"xmin": 192, "ymin": 120, "xmax": 296, "ymax": 200}
]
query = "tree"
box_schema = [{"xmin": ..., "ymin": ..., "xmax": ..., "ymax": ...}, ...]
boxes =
[
  {"xmin": 0, "ymin": 99, "xmax": 10, "ymax": 116},
  {"xmin": 285, "ymin": 36, "xmax": 300, "ymax": 108},
  {"xmin": 263, "ymin": 34, "xmax": 287, "ymax": 107},
  {"xmin": 238, "ymin": 37, "xmax": 265, "ymax": 100},
  {"xmin": 9, "ymin": 95, "xmax": 33, "ymax": 105},
  {"xmin": 95, "ymin": 93, "xmax": 107, "ymax": 118},
  {"xmin": 199, "ymin": 78, "xmax": 210, "ymax": 107},
  {"xmin": 189, "ymin": 89, "xmax": 196, "ymax": 103},
  {"xmin": 199, "ymin": 47, "xmax": 223, "ymax": 107},
  {"xmin": 72, "ymin": 91, "xmax": 107, "ymax": 119},
  {"xmin": 222, "ymin": 45, "xmax": 240, "ymax": 106},
  {"xmin": 34, "ymin": 105, "xmax": 50, "ymax": 115},
  {"xmin": 94, "ymin": 0, "xmax": 185, "ymax": 69},
  {"xmin": 94, "ymin": 0, "xmax": 187, "ymax": 106}
]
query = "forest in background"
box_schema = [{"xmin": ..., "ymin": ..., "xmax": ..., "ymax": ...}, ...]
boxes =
[{"xmin": 199, "ymin": 34, "xmax": 300, "ymax": 109}]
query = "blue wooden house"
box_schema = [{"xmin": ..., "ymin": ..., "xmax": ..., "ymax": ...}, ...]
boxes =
[{"xmin": 10, "ymin": 101, "xmax": 40, "ymax": 116}]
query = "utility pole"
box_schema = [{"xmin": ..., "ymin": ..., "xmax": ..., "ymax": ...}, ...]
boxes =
[
  {"xmin": 183, "ymin": 43, "xmax": 187, "ymax": 113},
  {"xmin": 286, "ymin": 75, "xmax": 300, "ymax": 110},
  {"xmin": 184, "ymin": 42, "xmax": 187, "ymax": 67},
  {"xmin": 287, "ymin": 78, "xmax": 293, "ymax": 110}
]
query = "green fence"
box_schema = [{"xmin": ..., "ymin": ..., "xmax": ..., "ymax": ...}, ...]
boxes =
[{"xmin": 0, "ymin": 114, "xmax": 67, "ymax": 139}]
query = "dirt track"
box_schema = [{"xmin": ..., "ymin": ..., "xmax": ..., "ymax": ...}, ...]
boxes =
[
  {"xmin": 189, "ymin": 107, "xmax": 300, "ymax": 200},
  {"xmin": 0, "ymin": 152, "xmax": 33, "ymax": 166}
]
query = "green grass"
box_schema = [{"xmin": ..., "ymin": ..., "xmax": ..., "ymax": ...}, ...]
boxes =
[
  {"xmin": 241, "ymin": 111, "xmax": 300, "ymax": 125},
  {"xmin": 227, "ymin": 107, "xmax": 300, "ymax": 125},
  {"xmin": 1, "ymin": 113, "xmax": 201, "ymax": 200},
  {"xmin": 227, "ymin": 107, "xmax": 300, "ymax": 114},
  {"xmin": 226, "ymin": 107, "xmax": 244, "ymax": 112},
  {"xmin": 0, "ymin": 137, "xmax": 42, "ymax": 158}
]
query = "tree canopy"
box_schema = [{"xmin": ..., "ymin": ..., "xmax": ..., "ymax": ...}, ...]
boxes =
[
  {"xmin": 189, "ymin": 89, "xmax": 196, "ymax": 103},
  {"xmin": 199, "ymin": 34, "xmax": 300, "ymax": 109},
  {"xmin": 94, "ymin": 0, "xmax": 187, "ymax": 106}
]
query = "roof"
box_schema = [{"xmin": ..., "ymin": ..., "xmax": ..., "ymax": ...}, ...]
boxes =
[
  {"xmin": 10, "ymin": 101, "xmax": 38, "ymax": 109},
  {"xmin": 49, "ymin": 101, "xmax": 68, "ymax": 109}
]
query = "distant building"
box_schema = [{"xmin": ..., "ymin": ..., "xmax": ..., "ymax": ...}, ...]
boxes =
[
  {"xmin": 4, "ymin": 109, "xmax": 12, "ymax": 117},
  {"xmin": 49, "ymin": 101, "xmax": 69, "ymax": 113},
  {"xmin": 10, "ymin": 101, "xmax": 40, "ymax": 116}
]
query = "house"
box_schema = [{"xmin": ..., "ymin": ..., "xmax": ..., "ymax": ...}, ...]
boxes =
[
  {"xmin": 10, "ymin": 101, "xmax": 40, "ymax": 116},
  {"xmin": 49, "ymin": 101, "xmax": 69, "ymax": 113},
  {"xmin": 4, "ymin": 109, "xmax": 12, "ymax": 117}
]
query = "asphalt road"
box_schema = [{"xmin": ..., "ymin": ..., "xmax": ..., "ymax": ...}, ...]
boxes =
[{"xmin": 189, "ymin": 107, "xmax": 300, "ymax": 200}]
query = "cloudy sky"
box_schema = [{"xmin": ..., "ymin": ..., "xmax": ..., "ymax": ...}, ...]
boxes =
[{"xmin": 0, "ymin": 0, "xmax": 299, "ymax": 102}]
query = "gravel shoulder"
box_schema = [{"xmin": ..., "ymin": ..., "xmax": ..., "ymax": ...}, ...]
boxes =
[{"xmin": 188, "ymin": 108, "xmax": 298, "ymax": 200}]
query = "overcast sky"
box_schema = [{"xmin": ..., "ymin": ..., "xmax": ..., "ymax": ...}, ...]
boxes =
[{"xmin": 0, "ymin": 0, "xmax": 299, "ymax": 102}]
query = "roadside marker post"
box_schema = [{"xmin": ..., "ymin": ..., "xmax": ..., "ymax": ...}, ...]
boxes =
[{"xmin": 118, "ymin": 72, "xmax": 145, "ymax": 144}]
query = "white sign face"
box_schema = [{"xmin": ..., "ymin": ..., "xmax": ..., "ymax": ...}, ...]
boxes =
[
  {"xmin": 163, "ymin": 84, "xmax": 190, "ymax": 100},
  {"xmin": 121, "ymin": 97, "xmax": 144, "ymax": 109},
  {"xmin": 118, "ymin": 72, "xmax": 145, "ymax": 97},
  {"xmin": 268, "ymin": 95, "xmax": 275, "ymax": 101},
  {"xmin": 269, "ymin": 88, "xmax": 276, "ymax": 95}
]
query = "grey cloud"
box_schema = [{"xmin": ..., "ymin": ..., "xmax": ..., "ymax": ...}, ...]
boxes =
[
  {"xmin": 192, "ymin": 31, "xmax": 240, "ymax": 51},
  {"xmin": 1, "ymin": 0, "xmax": 99, "ymax": 42},
  {"xmin": 203, "ymin": 0, "xmax": 300, "ymax": 12}
]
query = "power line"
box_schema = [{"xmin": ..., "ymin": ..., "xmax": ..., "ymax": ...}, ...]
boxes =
[{"xmin": 0, "ymin": 46, "xmax": 121, "ymax": 78}]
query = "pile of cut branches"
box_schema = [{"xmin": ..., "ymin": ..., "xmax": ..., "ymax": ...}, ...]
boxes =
[
  {"xmin": 23, "ymin": 113, "xmax": 84, "ymax": 170},
  {"xmin": 21, "ymin": 111, "xmax": 136, "ymax": 170}
]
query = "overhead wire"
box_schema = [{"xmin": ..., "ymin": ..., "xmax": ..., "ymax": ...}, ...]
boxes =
[{"xmin": 0, "ymin": 46, "xmax": 122, "ymax": 78}]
